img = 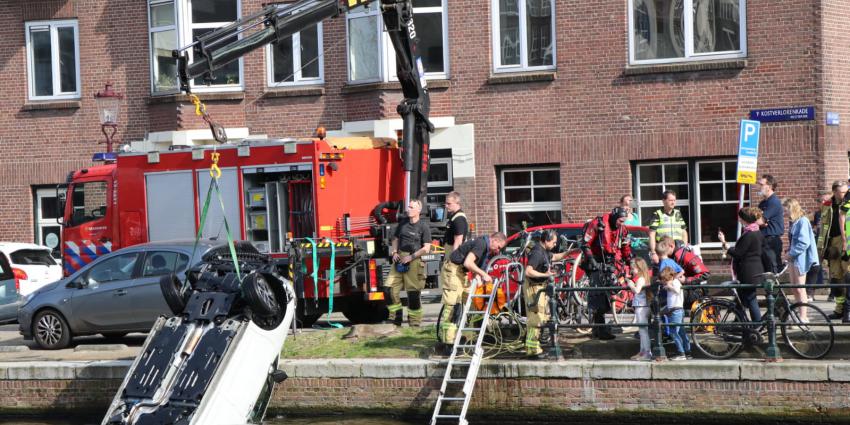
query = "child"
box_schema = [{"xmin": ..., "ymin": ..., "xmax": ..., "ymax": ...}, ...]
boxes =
[
  {"xmin": 627, "ymin": 258, "xmax": 653, "ymax": 361},
  {"xmin": 656, "ymin": 236, "xmax": 685, "ymax": 283},
  {"xmin": 660, "ymin": 266, "xmax": 690, "ymax": 360}
]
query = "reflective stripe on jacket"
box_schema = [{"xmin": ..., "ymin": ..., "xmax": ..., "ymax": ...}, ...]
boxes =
[{"xmin": 649, "ymin": 208, "xmax": 686, "ymax": 241}]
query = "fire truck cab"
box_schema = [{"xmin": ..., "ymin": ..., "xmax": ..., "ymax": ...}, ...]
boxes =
[{"xmin": 60, "ymin": 136, "xmax": 439, "ymax": 326}]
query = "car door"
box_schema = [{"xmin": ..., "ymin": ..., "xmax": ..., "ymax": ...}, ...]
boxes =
[
  {"xmin": 0, "ymin": 254, "xmax": 19, "ymax": 323},
  {"xmin": 67, "ymin": 251, "xmax": 142, "ymax": 332},
  {"xmin": 124, "ymin": 250, "xmax": 191, "ymax": 330}
]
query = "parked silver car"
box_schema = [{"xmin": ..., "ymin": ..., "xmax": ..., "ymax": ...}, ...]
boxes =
[{"xmin": 18, "ymin": 240, "xmax": 217, "ymax": 349}]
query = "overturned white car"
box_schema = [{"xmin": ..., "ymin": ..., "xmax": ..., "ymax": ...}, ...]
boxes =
[{"xmin": 102, "ymin": 242, "xmax": 295, "ymax": 425}]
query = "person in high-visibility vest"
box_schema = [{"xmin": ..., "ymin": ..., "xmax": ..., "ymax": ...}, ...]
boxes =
[
  {"xmin": 523, "ymin": 229, "xmax": 569, "ymax": 358},
  {"xmin": 816, "ymin": 180, "xmax": 850, "ymax": 322},
  {"xmin": 442, "ymin": 191, "xmax": 469, "ymax": 260},
  {"xmin": 648, "ymin": 190, "xmax": 688, "ymax": 264},
  {"xmin": 385, "ymin": 199, "xmax": 431, "ymax": 327}
]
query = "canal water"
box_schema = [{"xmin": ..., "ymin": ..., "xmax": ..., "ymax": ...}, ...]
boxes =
[{"xmin": 3, "ymin": 413, "xmax": 849, "ymax": 425}]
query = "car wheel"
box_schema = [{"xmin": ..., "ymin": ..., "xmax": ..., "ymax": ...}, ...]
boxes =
[
  {"xmin": 242, "ymin": 273, "xmax": 281, "ymax": 317},
  {"xmin": 33, "ymin": 309, "xmax": 71, "ymax": 350},
  {"xmin": 160, "ymin": 273, "xmax": 190, "ymax": 315}
]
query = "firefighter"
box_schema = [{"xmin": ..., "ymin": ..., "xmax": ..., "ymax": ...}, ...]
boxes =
[
  {"xmin": 672, "ymin": 243, "xmax": 711, "ymax": 310},
  {"xmin": 581, "ymin": 207, "xmax": 633, "ymax": 340},
  {"xmin": 386, "ymin": 199, "xmax": 431, "ymax": 327},
  {"xmin": 817, "ymin": 180, "xmax": 850, "ymax": 321},
  {"xmin": 524, "ymin": 229, "xmax": 569, "ymax": 358},
  {"xmin": 443, "ymin": 191, "xmax": 469, "ymax": 259},
  {"xmin": 438, "ymin": 232, "xmax": 507, "ymax": 346}
]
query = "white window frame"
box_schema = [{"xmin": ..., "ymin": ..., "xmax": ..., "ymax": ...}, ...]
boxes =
[
  {"xmin": 35, "ymin": 188, "xmax": 63, "ymax": 259},
  {"xmin": 147, "ymin": 0, "xmax": 243, "ymax": 94},
  {"xmin": 628, "ymin": 0, "xmax": 747, "ymax": 65},
  {"xmin": 265, "ymin": 23, "xmax": 324, "ymax": 87},
  {"xmin": 427, "ymin": 157, "xmax": 453, "ymax": 188},
  {"xmin": 24, "ymin": 20, "xmax": 80, "ymax": 101},
  {"xmin": 695, "ymin": 159, "xmax": 747, "ymax": 248},
  {"xmin": 383, "ymin": 0, "xmax": 449, "ymax": 81},
  {"xmin": 634, "ymin": 162, "xmax": 690, "ymax": 233},
  {"xmin": 148, "ymin": 0, "xmax": 179, "ymax": 95},
  {"xmin": 490, "ymin": 0, "xmax": 557, "ymax": 73},
  {"xmin": 345, "ymin": 3, "xmax": 384, "ymax": 84},
  {"xmin": 346, "ymin": 0, "xmax": 449, "ymax": 84},
  {"xmin": 499, "ymin": 167, "xmax": 561, "ymax": 233}
]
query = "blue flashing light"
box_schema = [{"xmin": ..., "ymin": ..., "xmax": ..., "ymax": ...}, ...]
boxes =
[
  {"xmin": 92, "ymin": 152, "xmax": 118, "ymax": 162},
  {"xmin": 319, "ymin": 163, "xmax": 325, "ymax": 176}
]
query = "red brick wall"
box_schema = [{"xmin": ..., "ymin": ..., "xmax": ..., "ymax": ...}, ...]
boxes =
[
  {"xmin": 1, "ymin": 376, "xmax": 849, "ymax": 417},
  {"xmin": 0, "ymin": 0, "xmax": 845, "ymax": 243}
]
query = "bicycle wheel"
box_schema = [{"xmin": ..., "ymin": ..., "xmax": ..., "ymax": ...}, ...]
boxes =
[
  {"xmin": 690, "ymin": 300, "xmax": 747, "ymax": 359},
  {"xmin": 782, "ymin": 302, "xmax": 834, "ymax": 360},
  {"xmin": 569, "ymin": 253, "xmax": 589, "ymax": 307}
]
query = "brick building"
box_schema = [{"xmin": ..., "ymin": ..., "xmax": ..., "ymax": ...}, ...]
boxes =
[{"xmin": 0, "ymin": 0, "xmax": 848, "ymax": 256}]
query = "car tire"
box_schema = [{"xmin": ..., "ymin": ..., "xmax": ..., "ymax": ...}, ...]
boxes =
[
  {"xmin": 160, "ymin": 273, "xmax": 190, "ymax": 315},
  {"xmin": 32, "ymin": 309, "xmax": 72, "ymax": 350},
  {"xmin": 242, "ymin": 273, "xmax": 281, "ymax": 317}
]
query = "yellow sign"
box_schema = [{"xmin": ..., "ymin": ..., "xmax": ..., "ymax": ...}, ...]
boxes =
[{"xmin": 737, "ymin": 170, "xmax": 757, "ymax": 185}]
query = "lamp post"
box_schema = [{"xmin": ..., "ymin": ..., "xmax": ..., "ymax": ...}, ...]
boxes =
[{"xmin": 94, "ymin": 83, "xmax": 123, "ymax": 153}]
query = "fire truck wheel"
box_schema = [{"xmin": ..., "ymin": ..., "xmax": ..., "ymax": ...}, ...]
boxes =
[
  {"xmin": 243, "ymin": 273, "xmax": 281, "ymax": 317},
  {"xmin": 342, "ymin": 296, "xmax": 389, "ymax": 324},
  {"xmin": 160, "ymin": 273, "xmax": 190, "ymax": 315},
  {"xmin": 296, "ymin": 307, "xmax": 321, "ymax": 328}
]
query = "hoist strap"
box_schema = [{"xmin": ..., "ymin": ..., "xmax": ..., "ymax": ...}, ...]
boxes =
[
  {"xmin": 303, "ymin": 237, "xmax": 319, "ymax": 301},
  {"xmin": 191, "ymin": 163, "xmax": 241, "ymax": 281},
  {"xmin": 324, "ymin": 239, "xmax": 342, "ymax": 328}
]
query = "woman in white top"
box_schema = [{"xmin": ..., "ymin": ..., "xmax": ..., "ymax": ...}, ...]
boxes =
[{"xmin": 627, "ymin": 258, "xmax": 653, "ymax": 361}]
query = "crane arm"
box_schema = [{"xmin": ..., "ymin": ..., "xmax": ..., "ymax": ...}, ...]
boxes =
[{"xmin": 173, "ymin": 0, "xmax": 434, "ymax": 204}]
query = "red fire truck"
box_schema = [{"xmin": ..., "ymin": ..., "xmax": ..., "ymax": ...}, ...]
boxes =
[{"xmin": 60, "ymin": 0, "xmax": 442, "ymax": 326}]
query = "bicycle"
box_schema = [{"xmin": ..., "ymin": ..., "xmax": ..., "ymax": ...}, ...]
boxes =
[
  {"xmin": 564, "ymin": 248, "xmax": 634, "ymax": 333},
  {"xmin": 689, "ymin": 266, "xmax": 834, "ymax": 360}
]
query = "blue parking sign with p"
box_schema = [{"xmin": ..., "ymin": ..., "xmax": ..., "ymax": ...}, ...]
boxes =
[{"xmin": 736, "ymin": 120, "xmax": 761, "ymax": 184}]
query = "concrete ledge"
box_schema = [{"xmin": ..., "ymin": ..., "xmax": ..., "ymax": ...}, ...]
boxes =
[
  {"xmin": 828, "ymin": 363, "xmax": 850, "ymax": 381},
  {"xmin": 0, "ymin": 359, "xmax": 843, "ymax": 382},
  {"xmin": 740, "ymin": 362, "xmax": 829, "ymax": 381},
  {"xmin": 653, "ymin": 360, "xmax": 740, "ymax": 380}
]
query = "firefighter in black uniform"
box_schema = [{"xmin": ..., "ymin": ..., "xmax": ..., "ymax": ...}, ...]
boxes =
[{"xmin": 386, "ymin": 199, "xmax": 431, "ymax": 327}]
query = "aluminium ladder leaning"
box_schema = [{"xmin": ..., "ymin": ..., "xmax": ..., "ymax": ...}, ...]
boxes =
[{"xmin": 431, "ymin": 276, "xmax": 502, "ymax": 425}]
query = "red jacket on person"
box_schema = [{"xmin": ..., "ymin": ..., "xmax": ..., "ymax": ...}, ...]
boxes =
[
  {"xmin": 582, "ymin": 213, "xmax": 632, "ymax": 270},
  {"xmin": 673, "ymin": 246, "xmax": 710, "ymax": 285}
]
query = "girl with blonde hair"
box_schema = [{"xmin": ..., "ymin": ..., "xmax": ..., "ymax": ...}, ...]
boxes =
[{"xmin": 784, "ymin": 197, "xmax": 819, "ymax": 322}]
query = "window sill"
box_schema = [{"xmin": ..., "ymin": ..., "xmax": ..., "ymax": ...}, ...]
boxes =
[
  {"xmin": 22, "ymin": 100, "xmax": 81, "ymax": 111},
  {"xmin": 624, "ymin": 59, "xmax": 747, "ymax": 76},
  {"xmin": 147, "ymin": 92, "xmax": 246, "ymax": 105},
  {"xmin": 262, "ymin": 86, "xmax": 325, "ymax": 98},
  {"xmin": 341, "ymin": 79, "xmax": 451, "ymax": 95},
  {"xmin": 487, "ymin": 71, "xmax": 556, "ymax": 85}
]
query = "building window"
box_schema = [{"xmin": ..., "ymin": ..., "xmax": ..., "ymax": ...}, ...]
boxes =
[
  {"xmin": 34, "ymin": 187, "xmax": 63, "ymax": 259},
  {"xmin": 149, "ymin": 0, "xmax": 179, "ymax": 93},
  {"xmin": 491, "ymin": 0, "xmax": 555, "ymax": 72},
  {"xmin": 25, "ymin": 20, "xmax": 80, "ymax": 100},
  {"xmin": 346, "ymin": 0, "xmax": 448, "ymax": 84},
  {"xmin": 629, "ymin": 0, "xmax": 746, "ymax": 64},
  {"xmin": 426, "ymin": 153, "xmax": 453, "ymax": 208},
  {"xmin": 267, "ymin": 24, "xmax": 323, "ymax": 86},
  {"xmin": 499, "ymin": 167, "xmax": 561, "ymax": 235},
  {"xmin": 147, "ymin": 0, "xmax": 241, "ymax": 94},
  {"xmin": 635, "ymin": 162, "xmax": 690, "ymax": 233},
  {"xmin": 695, "ymin": 160, "xmax": 748, "ymax": 245}
]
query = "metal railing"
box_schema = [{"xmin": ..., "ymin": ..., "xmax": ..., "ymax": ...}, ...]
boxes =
[{"xmin": 533, "ymin": 272, "xmax": 850, "ymax": 362}]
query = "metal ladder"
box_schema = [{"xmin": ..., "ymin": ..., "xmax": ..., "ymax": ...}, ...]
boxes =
[{"xmin": 430, "ymin": 277, "xmax": 502, "ymax": 425}]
